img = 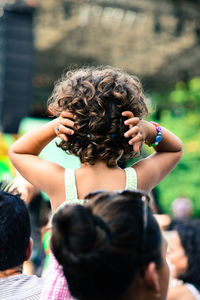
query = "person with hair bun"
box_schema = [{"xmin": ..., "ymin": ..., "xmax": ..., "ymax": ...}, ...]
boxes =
[
  {"xmin": 51, "ymin": 190, "xmax": 169, "ymax": 300},
  {"xmin": 9, "ymin": 66, "xmax": 182, "ymax": 298}
]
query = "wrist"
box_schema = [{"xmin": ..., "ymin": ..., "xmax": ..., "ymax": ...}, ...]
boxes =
[
  {"xmin": 49, "ymin": 118, "xmax": 59, "ymax": 138},
  {"xmin": 145, "ymin": 121, "xmax": 159, "ymax": 145}
]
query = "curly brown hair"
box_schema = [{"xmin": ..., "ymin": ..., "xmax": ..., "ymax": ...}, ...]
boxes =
[{"xmin": 48, "ymin": 67, "xmax": 148, "ymax": 167}]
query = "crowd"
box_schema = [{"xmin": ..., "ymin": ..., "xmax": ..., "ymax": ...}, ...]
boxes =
[{"xmin": 0, "ymin": 66, "xmax": 199, "ymax": 299}]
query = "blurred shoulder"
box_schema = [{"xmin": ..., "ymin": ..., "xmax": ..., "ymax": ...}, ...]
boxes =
[{"xmin": 167, "ymin": 284, "xmax": 196, "ymax": 300}]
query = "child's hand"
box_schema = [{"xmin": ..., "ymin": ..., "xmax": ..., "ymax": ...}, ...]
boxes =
[
  {"xmin": 122, "ymin": 111, "xmax": 146, "ymax": 153},
  {"xmin": 55, "ymin": 111, "xmax": 75, "ymax": 142}
]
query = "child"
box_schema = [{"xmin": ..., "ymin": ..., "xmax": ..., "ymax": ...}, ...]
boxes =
[
  {"xmin": 9, "ymin": 66, "xmax": 182, "ymax": 298},
  {"xmin": 9, "ymin": 67, "xmax": 182, "ymax": 211}
]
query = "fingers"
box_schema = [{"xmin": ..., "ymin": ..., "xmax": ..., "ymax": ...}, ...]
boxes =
[
  {"xmin": 122, "ymin": 111, "xmax": 139, "ymax": 132},
  {"xmin": 124, "ymin": 125, "xmax": 139, "ymax": 138},
  {"xmin": 57, "ymin": 124, "xmax": 74, "ymax": 136},
  {"xmin": 55, "ymin": 123, "xmax": 74, "ymax": 143},
  {"xmin": 128, "ymin": 132, "xmax": 144, "ymax": 146},
  {"xmin": 58, "ymin": 133, "xmax": 69, "ymax": 142},
  {"xmin": 59, "ymin": 117, "xmax": 74, "ymax": 129},
  {"xmin": 55, "ymin": 111, "xmax": 76, "ymax": 142},
  {"xmin": 124, "ymin": 117, "xmax": 140, "ymax": 127},
  {"xmin": 122, "ymin": 111, "xmax": 134, "ymax": 118},
  {"xmin": 133, "ymin": 141, "xmax": 143, "ymax": 153},
  {"xmin": 124, "ymin": 127, "xmax": 143, "ymax": 152},
  {"xmin": 55, "ymin": 124, "xmax": 74, "ymax": 142},
  {"xmin": 122, "ymin": 111, "xmax": 143, "ymax": 153},
  {"xmin": 60, "ymin": 110, "xmax": 75, "ymax": 119}
]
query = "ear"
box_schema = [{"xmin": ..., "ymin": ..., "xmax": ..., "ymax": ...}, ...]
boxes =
[
  {"xmin": 25, "ymin": 238, "xmax": 33, "ymax": 261},
  {"xmin": 144, "ymin": 262, "xmax": 161, "ymax": 295}
]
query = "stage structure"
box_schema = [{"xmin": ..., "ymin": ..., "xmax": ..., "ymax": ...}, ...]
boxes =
[{"xmin": 0, "ymin": 0, "xmax": 36, "ymax": 133}]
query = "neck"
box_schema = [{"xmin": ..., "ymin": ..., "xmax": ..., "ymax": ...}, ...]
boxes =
[
  {"xmin": 81, "ymin": 161, "xmax": 118, "ymax": 170},
  {"xmin": 119, "ymin": 278, "xmax": 158, "ymax": 300},
  {"xmin": 0, "ymin": 266, "xmax": 23, "ymax": 278}
]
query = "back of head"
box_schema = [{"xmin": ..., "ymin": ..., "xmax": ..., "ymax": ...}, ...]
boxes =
[
  {"xmin": 171, "ymin": 197, "xmax": 193, "ymax": 219},
  {"xmin": 51, "ymin": 190, "xmax": 162, "ymax": 300},
  {"xmin": 176, "ymin": 219, "xmax": 200, "ymax": 286},
  {"xmin": 48, "ymin": 67, "xmax": 148, "ymax": 166},
  {"xmin": 0, "ymin": 185, "xmax": 31, "ymax": 271}
]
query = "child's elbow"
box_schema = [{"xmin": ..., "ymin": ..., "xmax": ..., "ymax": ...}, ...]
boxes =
[
  {"xmin": 179, "ymin": 139, "xmax": 183, "ymax": 153},
  {"xmin": 8, "ymin": 144, "xmax": 15, "ymax": 161},
  {"xmin": 176, "ymin": 142, "xmax": 183, "ymax": 161}
]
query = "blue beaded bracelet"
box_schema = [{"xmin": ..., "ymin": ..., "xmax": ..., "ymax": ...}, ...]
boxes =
[{"xmin": 147, "ymin": 121, "xmax": 162, "ymax": 147}]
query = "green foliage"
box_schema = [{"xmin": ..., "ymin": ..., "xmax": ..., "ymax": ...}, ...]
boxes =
[
  {"xmin": 159, "ymin": 153, "xmax": 200, "ymax": 217},
  {"xmin": 168, "ymin": 77, "xmax": 200, "ymax": 109},
  {"xmin": 150, "ymin": 78, "xmax": 200, "ymax": 217}
]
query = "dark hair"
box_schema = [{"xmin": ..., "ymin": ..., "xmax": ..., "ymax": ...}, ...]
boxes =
[
  {"xmin": 48, "ymin": 67, "xmax": 148, "ymax": 167},
  {"xmin": 176, "ymin": 220, "xmax": 200, "ymax": 286},
  {"xmin": 51, "ymin": 190, "xmax": 162, "ymax": 300},
  {"xmin": 0, "ymin": 185, "xmax": 31, "ymax": 271}
]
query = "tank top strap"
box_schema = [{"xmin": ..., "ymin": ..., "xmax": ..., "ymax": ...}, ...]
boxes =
[
  {"xmin": 124, "ymin": 167, "xmax": 137, "ymax": 190},
  {"xmin": 64, "ymin": 168, "xmax": 78, "ymax": 202},
  {"xmin": 185, "ymin": 283, "xmax": 200, "ymax": 300}
]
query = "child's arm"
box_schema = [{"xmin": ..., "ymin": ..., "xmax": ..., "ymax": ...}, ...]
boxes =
[
  {"xmin": 123, "ymin": 111, "xmax": 183, "ymax": 193},
  {"xmin": 8, "ymin": 112, "xmax": 75, "ymax": 211}
]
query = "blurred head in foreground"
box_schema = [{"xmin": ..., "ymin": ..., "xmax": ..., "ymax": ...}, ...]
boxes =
[
  {"xmin": 171, "ymin": 197, "xmax": 193, "ymax": 220},
  {"xmin": 0, "ymin": 184, "xmax": 32, "ymax": 273},
  {"xmin": 51, "ymin": 190, "xmax": 169, "ymax": 300},
  {"xmin": 168, "ymin": 219, "xmax": 200, "ymax": 286}
]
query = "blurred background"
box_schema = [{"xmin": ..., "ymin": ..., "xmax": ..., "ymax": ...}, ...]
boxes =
[{"xmin": 0, "ymin": 0, "xmax": 200, "ymax": 218}]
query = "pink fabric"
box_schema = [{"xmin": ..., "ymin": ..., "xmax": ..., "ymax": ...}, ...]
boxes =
[{"xmin": 41, "ymin": 249, "xmax": 74, "ymax": 300}]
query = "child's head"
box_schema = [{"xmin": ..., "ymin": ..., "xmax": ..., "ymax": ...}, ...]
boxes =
[
  {"xmin": 51, "ymin": 190, "xmax": 169, "ymax": 300},
  {"xmin": 48, "ymin": 67, "xmax": 148, "ymax": 167}
]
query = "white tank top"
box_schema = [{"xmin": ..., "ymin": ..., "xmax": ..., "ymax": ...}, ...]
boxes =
[{"xmin": 185, "ymin": 283, "xmax": 200, "ymax": 300}]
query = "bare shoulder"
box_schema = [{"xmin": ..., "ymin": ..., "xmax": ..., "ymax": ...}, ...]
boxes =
[{"xmin": 167, "ymin": 284, "xmax": 196, "ymax": 300}]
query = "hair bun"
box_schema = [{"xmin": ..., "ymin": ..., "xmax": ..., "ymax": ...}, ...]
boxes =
[
  {"xmin": 51, "ymin": 204, "xmax": 111, "ymax": 268},
  {"xmin": 93, "ymin": 215, "xmax": 111, "ymax": 239}
]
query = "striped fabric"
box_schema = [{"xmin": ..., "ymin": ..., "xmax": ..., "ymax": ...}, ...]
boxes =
[
  {"xmin": 64, "ymin": 169, "xmax": 78, "ymax": 203},
  {"xmin": 0, "ymin": 274, "xmax": 43, "ymax": 300},
  {"xmin": 42, "ymin": 167, "xmax": 137, "ymax": 300},
  {"xmin": 64, "ymin": 167, "xmax": 137, "ymax": 200},
  {"xmin": 41, "ymin": 251, "xmax": 74, "ymax": 300},
  {"xmin": 125, "ymin": 167, "xmax": 137, "ymax": 190}
]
